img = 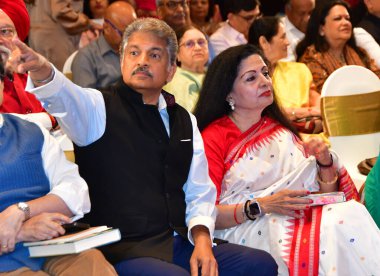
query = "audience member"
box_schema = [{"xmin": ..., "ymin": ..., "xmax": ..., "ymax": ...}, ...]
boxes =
[
  {"xmin": 194, "ymin": 44, "xmax": 380, "ymax": 275},
  {"xmin": 21, "ymin": 18, "xmax": 278, "ymax": 275},
  {"xmin": 365, "ymin": 153, "xmax": 380, "ymax": 228},
  {"xmin": 357, "ymin": 0, "xmax": 380, "ymax": 44},
  {"xmin": 72, "ymin": 1, "xmax": 136, "ymax": 89},
  {"xmin": 135, "ymin": 0, "xmax": 158, "ymax": 18},
  {"xmin": 0, "ymin": 56, "xmax": 116, "ymax": 276},
  {"xmin": 190, "ymin": 0, "xmax": 221, "ymax": 36},
  {"xmin": 28, "ymin": 0, "xmax": 100, "ymax": 71},
  {"xmin": 157, "ymin": 0, "xmax": 192, "ymax": 32},
  {"xmin": 249, "ymin": 16, "xmax": 322, "ymax": 134},
  {"xmin": 282, "ymin": 0, "xmax": 315, "ymax": 61},
  {"xmin": 80, "ymin": 0, "xmax": 115, "ymax": 48},
  {"xmin": 210, "ymin": 0, "xmax": 261, "ymax": 56},
  {"xmin": 0, "ymin": 0, "xmax": 56, "ymax": 130},
  {"xmin": 284, "ymin": 0, "xmax": 380, "ymax": 67},
  {"xmin": 297, "ymin": 0, "xmax": 380, "ymax": 93},
  {"xmin": 164, "ymin": 26, "xmax": 208, "ymax": 112},
  {"xmin": 84, "ymin": 0, "xmax": 112, "ymax": 23}
]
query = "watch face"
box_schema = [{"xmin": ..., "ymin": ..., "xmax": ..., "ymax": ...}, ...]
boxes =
[{"xmin": 249, "ymin": 202, "xmax": 261, "ymax": 216}]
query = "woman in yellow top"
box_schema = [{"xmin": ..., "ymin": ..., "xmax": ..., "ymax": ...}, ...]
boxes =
[{"xmin": 248, "ymin": 16, "xmax": 322, "ymax": 134}]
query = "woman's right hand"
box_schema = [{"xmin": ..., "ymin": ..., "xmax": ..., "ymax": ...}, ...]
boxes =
[{"xmin": 257, "ymin": 189, "xmax": 313, "ymax": 218}]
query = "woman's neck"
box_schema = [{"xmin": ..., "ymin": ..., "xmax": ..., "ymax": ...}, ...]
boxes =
[
  {"xmin": 229, "ymin": 109, "xmax": 262, "ymax": 133},
  {"xmin": 182, "ymin": 64, "xmax": 205, "ymax": 74},
  {"xmin": 328, "ymin": 45, "xmax": 346, "ymax": 64}
]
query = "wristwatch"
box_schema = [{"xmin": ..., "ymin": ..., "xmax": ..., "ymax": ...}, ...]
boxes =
[
  {"xmin": 248, "ymin": 199, "xmax": 262, "ymax": 219},
  {"xmin": 17, "ymin": 202, "xmax": 31, "ymax": 221}
]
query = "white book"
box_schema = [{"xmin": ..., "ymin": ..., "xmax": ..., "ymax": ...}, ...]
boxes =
[{"xmin": 24, "ymin": 226, "xmax": 121, "ymax": 257}]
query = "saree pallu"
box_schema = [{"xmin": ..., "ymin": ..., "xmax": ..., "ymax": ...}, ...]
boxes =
[{"xmin": 203, "ymin": 116, "xmax": 380, "ymax": 275}]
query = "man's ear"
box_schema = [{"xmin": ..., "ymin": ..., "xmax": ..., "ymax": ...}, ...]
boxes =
[{"xmin": 166, "ymin": 63, "xmax": 177, "ymax": 83}]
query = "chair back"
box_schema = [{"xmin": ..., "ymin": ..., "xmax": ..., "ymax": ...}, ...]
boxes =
[{"xmin": 321, "ymin": 65, "xmax": 380, "ymax": 189}]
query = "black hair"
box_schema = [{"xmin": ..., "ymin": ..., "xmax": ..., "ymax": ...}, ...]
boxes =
[
  {"xmin": 248, "ymin": 16, "xmax": 281, "ymax": 46},
  {"xmin": 205, "ymin": 0, "xmax": 216, "ymax": 22},
  {"xmin": 219, "ymin": 0, "xmax": 260, "ymax": 21},
  {"xmin": 83, "ymin": 0, "xmax": 115, "ymax": 19},
  {"xmin": 194, "ymin": 44, "xmax": 300, "ymax": 138},
  {"xmin": 296, "ymin": 0, "xmax": 370, "ymax": 66}
]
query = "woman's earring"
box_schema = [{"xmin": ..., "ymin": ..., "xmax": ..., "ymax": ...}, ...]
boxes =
[{"xmin": 228, "ymin": 99, "xmax": 235, "ymax": 111}]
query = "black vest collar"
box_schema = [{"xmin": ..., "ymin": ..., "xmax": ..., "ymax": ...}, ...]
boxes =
[{"xmin": 113, "ymin": 79, "xmax": 176, "ymax": 108}]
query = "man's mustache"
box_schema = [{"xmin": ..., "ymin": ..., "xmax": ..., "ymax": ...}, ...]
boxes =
[{"xmin": 132, "ymin": 66, "xmax": 153, "ymax": 78}]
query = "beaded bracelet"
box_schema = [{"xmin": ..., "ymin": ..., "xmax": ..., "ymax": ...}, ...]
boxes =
[
  {"xmin": 233, "ymin": 203, "xmax": 241, "ymax": 225},
  {"xmin": 316, "ymin": 153, "xmax": 334, "ymax": 168}
]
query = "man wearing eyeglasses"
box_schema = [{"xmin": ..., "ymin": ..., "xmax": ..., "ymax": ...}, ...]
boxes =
[
  {"xmin": 157, "ymin": 0, "xmax": 192, "ymax": 32},
  {"xmin": 0, "ymin": 0, "xmax": 57, "ymax": 130},
  {"xmin": 210, "ymin": 0, "xmax": 261, "ymax": 56},
  {"xmin": 71, "ymin": 1, "xmax": 137, "ymax": 89},
  {"xmin": 20, "ymin": 17, "xmax": 278, "ymax": 275}
]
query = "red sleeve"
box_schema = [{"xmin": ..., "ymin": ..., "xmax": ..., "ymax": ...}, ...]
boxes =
[{"xmin": 202, "ymin": 125, "xmax": 226, "ymax": 203}]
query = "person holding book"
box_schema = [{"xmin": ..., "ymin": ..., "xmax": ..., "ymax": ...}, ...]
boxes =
[
  {"xmin": 0, "ymin": 58, "xmax": 116, "ymax": 275},
  {"xmin": 20, "ymin": 18, "xmax": 278, "ymax": 275},
  {"xmin": 193, "ymin": 44, "xmax": 380, "ymax": 275}
]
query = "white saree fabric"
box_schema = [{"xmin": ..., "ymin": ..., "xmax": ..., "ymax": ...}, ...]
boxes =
[{"xmin": 214, "ymin": 128, "xmax": 380, "ymax": 275}]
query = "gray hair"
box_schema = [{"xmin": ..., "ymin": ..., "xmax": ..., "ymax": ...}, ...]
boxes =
[{"xmin": 120, "ymin": 18, "xmax": 178, "ymax": 66}]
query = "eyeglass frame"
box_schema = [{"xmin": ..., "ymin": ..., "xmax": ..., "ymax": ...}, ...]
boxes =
[
  {"xmin": 104, "ymin": 18, "xmax": 124, "ymax": 37},
  {"xmin": 179, "ymin": 38, "xmax": 208, "ymax": 49},
  {"xmin": 235, "ymin": 12, "xmax": 262, "ymax": 23},
  {"xmin": 0, "ymin": 27, "xmax": 16, "ymax": 39},
  {"xmin": 160, "ymin": 0, "xmax": 190, "ymax": 11}
]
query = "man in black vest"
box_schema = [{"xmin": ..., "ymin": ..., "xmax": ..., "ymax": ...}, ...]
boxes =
[{"xmin": 17, "ymin": 18, "xmax": 277, "ymax": 275}]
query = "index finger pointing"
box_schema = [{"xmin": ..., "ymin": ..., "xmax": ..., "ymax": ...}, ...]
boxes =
[{"xmin": 12, "ymin": 37, "xmax": 31, "ymax": 54}]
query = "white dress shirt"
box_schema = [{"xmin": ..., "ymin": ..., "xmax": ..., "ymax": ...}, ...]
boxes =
[
  {"xmin": 26, "ymin": 67, "xmax": 217, "ymax": 244},
  {"xmin": 283, "ymin": 16, "xmax": 380, "ymax": 67},
  {"xmin": 0, "ymin": 114, "xmax": 90, "ymax": 220},
  {"xmin": 210, "ymin": 22, "xmax": 247, "ymax": 57}
]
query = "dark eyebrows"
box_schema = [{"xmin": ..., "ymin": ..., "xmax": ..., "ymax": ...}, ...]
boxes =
[{"xmin": 240, "ymin": 70, "xmax": 257, "ymax": 79}]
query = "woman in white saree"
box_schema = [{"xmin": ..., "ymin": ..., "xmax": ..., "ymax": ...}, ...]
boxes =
[{"xmin": 194, "ymin": 44, "xmax": 380, "ymax": 276}]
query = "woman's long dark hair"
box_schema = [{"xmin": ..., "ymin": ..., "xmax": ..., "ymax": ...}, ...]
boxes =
[
  {"xmin": 296, "ymin": 0, "xmax": 370, "ymax": 66},
  {"xmin": 248, "ymin": 16, "xmax": 281, "ymax": 46},
  {"xmin": 194, "ymin": 44, "xmax": 300, "ymax": 138}
]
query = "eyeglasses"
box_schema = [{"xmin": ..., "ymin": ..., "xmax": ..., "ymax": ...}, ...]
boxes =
[
  {"xmin": 180, "ymin": 38, "xmax": 207, "ymax": 49},
  {"xmin": 104, "ymin": 19, "xmax": 123, "ymax": 37},
  {"xmin": 236, "ymin": 13, "xmax": 262, "ymax": 23},
  {"xmin": 162, "ymin": 0, "xmax": 190, "ymax": 11},
  {"xmin": 0, "ymin": 27, "xmax": 16, "ymax": 38}
]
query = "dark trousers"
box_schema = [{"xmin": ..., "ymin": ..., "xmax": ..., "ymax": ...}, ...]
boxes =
[{"xmin": 114, "ymin": 236, "xmax": 278, "ymax": 275}]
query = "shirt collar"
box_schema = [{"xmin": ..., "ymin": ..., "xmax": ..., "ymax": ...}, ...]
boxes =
[
  {"xmin": 225, "ymin": 21, "xmax": 247, "ymax": 44},
  {"xmin": 284, "ymin": 16, "xmax": 304, "ymax": 38}
]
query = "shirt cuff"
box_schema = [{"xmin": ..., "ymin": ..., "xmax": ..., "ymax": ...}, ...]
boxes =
[
  {"xmin": 187, "ymin": 215, "xmax": 215, "ymax": 245},
  {"xmin": 26, "ymin": 64, "xmax": 62, "ymax": 98}
]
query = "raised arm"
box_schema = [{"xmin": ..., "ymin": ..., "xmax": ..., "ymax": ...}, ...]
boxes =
[{"xmin": 13, "ymin": 38, "xmax": 106, "ymax": 146}]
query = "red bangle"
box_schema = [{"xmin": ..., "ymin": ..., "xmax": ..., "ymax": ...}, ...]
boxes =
[{"xmin": 233, "ymin": 203, "xmax": 241, "ymax": 225}]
